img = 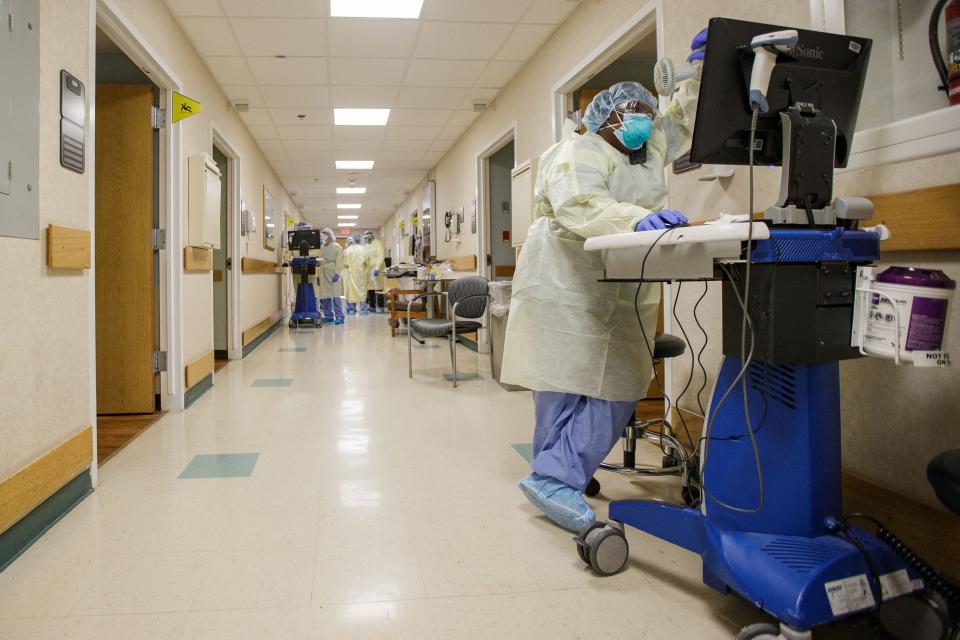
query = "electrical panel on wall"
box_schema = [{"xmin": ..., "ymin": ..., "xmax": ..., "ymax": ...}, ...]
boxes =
[{"xmin": 0, "ymin": 0, "xmax": 41, "ymax": 239}]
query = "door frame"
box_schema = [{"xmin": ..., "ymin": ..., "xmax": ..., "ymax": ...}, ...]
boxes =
[
  {"xmin": 88, "ymin": 0, "xmax": 185, "ymax": 477},
  {"xmin": 475, "ymin": 123, "xmax": 517, "ymax": 282},
  {"xmin": 211, "ymin": 124, "xmax": 242, "ymax": 360}
]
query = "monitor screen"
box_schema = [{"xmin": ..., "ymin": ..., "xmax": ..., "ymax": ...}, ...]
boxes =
[
  {"xmin": 288, "ymin": 229, "xmax": 322, "ymax": 251},
  {"xmin": 689, "ymin": 17, "xmax": 871, "ymax": 168}
]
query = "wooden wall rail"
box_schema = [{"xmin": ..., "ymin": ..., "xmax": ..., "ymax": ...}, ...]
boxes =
[
  {"xmin": 450, "ymin": 254, "xmax": 478, "ymax": 272},
  {"xmin": 0, "ymin": 427, "xmax": 92, "ymax": 535},
  {"xmin": 184, "ymin": 247, "xmax": 213, "ymax": 272},
  {"xmin": 184, "ymin": 350, "xmax": 215, "ymax": 390},
  {"xmin": 242, "ymin": 310, "xmax": 282, "ymax": 347},
  {"xmin": 871, "ymin": 183, "xmax": 960, "ymax": 252},
  {"xmin": 242, "ymin": 257, "xmax": 279, "ymax": 274},
  {"xmin": 46, "ymin": 225, "xmax": 91, "ymax": 269}
]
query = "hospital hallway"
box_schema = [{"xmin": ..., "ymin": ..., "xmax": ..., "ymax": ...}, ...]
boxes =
[{"xmin": 0, "ymin": 316, "xmax": 882, "ymax": 640}]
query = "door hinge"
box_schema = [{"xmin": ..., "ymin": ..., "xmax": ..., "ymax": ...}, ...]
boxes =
[
  {"xmin": 151, "ymin": 228, "xmax": 166, "ymax": 251},
  {"xmin": 152, "ymin": 350, "xmax": 168, "ymax": 373},
  {"xmin": 226, "ymin": 257, "xmax": 233, "ymax": 270},
  {"xmin": 151, "ymin": 106, "xmax": 167, "ymax": 130}
]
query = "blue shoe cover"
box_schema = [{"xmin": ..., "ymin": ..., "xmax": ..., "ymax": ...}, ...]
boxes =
[
  {"xmin": 518, "ymin": 473, "xmax": 595, "ymax": 532},
  {"xmin": 335, "ymin": 319, "xmax": 345, "ymax": 325}
]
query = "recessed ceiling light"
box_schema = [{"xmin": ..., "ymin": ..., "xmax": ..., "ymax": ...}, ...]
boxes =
[
  {"xmin": 336, "ymin": 160, "xmax": 374, "ymax": 170},
  {"xmin": 330, "ymin": 0, "xmax": 424, "ymax": 19},
  {"xmin": 337, "ymin": 187, "xmax": 367, "ymax": 194},
  {"xmin": 339, "ymin": 222, "xmax": 357, "ymax": 227},
  {"xmin": 337, "ymin": 204, "xmax": 362, "ymax": 209},
  {"xmin": 338, "ymin": 215, "xmax": 359, "ymax": 220},
  {"xmin": 334, "ymin": 108, "xmax": 390, "ymax": 126}
]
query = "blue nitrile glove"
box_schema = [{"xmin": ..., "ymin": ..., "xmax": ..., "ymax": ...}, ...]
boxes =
[
  {"xmin": 635, "ymin": 210, "xmax": 688, "ymax": 231},
  {"xmin": 373, "ymin": 269, "xmax": 380, "ymax": 276},
  {"xmin": 332, "ymin": 274, "xmax": 340, "ymax": 283},
  {"xmin": 688, "ymin": 27, "xmax": 708, "ymax": 62}
]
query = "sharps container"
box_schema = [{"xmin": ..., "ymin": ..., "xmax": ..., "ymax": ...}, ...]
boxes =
[{"xmin": 862, "ymin": 267, "xmax": 955, "ymax": 364}]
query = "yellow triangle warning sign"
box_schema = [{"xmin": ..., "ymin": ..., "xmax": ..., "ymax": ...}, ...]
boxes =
[{"xmin": 172, "ymin": 92, "xmax": 201, "ymax": 123}]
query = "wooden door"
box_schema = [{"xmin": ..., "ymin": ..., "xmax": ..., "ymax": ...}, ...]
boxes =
[{"xmin": 95, "ymin": 85, "xmax": 156, "ymax": 414}]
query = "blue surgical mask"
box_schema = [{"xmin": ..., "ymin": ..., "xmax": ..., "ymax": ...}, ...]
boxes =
[{"xmin": 614, "ymin": 113, "xmax": 653, "ymax": 150}]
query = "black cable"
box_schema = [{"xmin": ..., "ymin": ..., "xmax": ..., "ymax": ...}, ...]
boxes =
[
  {"xmin": 832, "ymin": 524, "xmax": 884, "ymax": 614},
  {"xmin": 930, "ymin": 0, "xmax": 950, "ymax": 93},
  {"xmin": 692, "ymin": 281, "xmax": 710, "ymax": 416},
  {"xmin": 670, "ymin": 281, "xmax": 698, "ymax": 450}
]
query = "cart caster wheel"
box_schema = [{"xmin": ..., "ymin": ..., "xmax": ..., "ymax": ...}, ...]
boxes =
[
  {"xmin": 288, "ymin": 320, "xmax": 296, "ymax": 328},
  {"xmin": 584, "ymin": 477, "xmax": 601, "ymax": 497},
  {"xmin": 579, "ymin": 522, "xmax": 629, "ymax": 576},
  {"xmin": 574, "ymin": 521, "xmax": 605, "ymax": 565},
  {"xmin": 735, "ymin": 623, "xmax": 780, "ymax": 640}
]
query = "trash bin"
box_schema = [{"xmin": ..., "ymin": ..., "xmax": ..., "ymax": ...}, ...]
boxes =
[{"xmin": 488, "ymin": 281, "xmax": 525, "ymax": 391}]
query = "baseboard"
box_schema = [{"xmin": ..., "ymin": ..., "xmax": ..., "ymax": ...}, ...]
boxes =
[
  {"xmin": 242, "ymin": 319, "xmax": 282, "ymax": 358},
  {"xmin": 0, "ymin": 470, "xmax": 91, "ymax": 572},
  {"xmin": 457, "ymin": 334, "xmax": 478, "ymax": 352},
  {"xmin": 184, "ymin": 373, "xmax": 213, "ymax": 409}
]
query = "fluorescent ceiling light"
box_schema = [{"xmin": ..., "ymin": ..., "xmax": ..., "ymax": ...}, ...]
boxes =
[
  {"xmin": 337, "ymin": 203, "xmax": 362, "ymax": 209},
  {"xmin": 330, "ymin": 0, "xmax": 424, "ymax": 19},
  {"xmin": 337, "ymin": 187, "xmax": 367, "ymax": 194},
  {"xmin": 336, "ymin": 160, "xmax": 374, "ymax": 170},
  {"xmin": 338, "ymin": 215, "xmax": 359, "ymax": 220},
  {"xmin": 334, "ymin": 108, "xmax": 390, "ymax": 126},
  {"xmin": 339, "ymin": 222, "xmax": 357, "ymax": 227}
]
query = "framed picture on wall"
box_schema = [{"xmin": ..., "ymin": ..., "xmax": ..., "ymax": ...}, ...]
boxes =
[{"xmin": 262, "ymin": 186, "xmax": 276, "ymax": 251}]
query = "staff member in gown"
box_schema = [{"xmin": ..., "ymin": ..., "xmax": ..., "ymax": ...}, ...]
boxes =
[
  {"xmin": 318, "ymin": 228, "xmax": 345, "ymax": 325},
  {"xmin": 363, "ymin": 230, "xmax": 387, "ymax": 314},
  {"xmin": 501, "ymin": 29, "xmax": 707, "ymax": 533},
  {"xmin": 343, "ymin": 233, "xmax": 371, "ymax": 316}
]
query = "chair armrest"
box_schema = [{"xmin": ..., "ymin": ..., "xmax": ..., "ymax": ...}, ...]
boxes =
[
  {"xmin": 451, "ymin": 293, "xmax": 491, "ymax": 320},
  {"xmin": 407, "ymin": 292, "xmax": 446, "ymax": 320}
]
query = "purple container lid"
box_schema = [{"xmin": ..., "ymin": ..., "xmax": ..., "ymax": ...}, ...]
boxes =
[{"xmin": 877, "ymin": 266, "xmax": 956, "ymax": 290}]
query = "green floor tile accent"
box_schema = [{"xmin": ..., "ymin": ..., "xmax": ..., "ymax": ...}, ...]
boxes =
[
  {"xmin": 178, "ymin": 454, "xmax": 259, "ymax": 479},
  {"xmin": 0, "ymin": 470, "xmax": 92, "ymax": 572},
  {"xmin": 512, "ymin": 443, "xmax": 534, "ymax": 463},
  {"xmin": 251, "ymin": 378, "xmax": 293, "ymax": 387},
  {"xmin": 184, "ymin": 373, "xmax": 213, "ymax": 409},
  {"xmin": 279, "ymin": 347, "xmax": 307, "ymax": 352},
  {"xmin": 457, "ymin": 335, "xmax": 479, "ymax": 352},
  {"xmin": 442, "ymin": 372, "xmax": 480, "ymax": 381},
  {"xmin": 414, "ymin": 344, "xmax": 441, "ymax": 350}
]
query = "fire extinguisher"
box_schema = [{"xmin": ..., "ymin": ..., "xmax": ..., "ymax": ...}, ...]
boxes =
[{"xmin": 932, "ymin": 0, "xmax": 960, "ymax": 105}]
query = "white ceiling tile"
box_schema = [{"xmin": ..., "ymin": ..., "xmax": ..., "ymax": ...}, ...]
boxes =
[
  {"xmin": 396, "ymin": 86, "xmax": 467, "ymax": 109},
  {"xmin": 522, "ymin": 0, "xmax": 580, "ymax": 24},
  {"xmin": 328, "ymin": 19, "xmax": 420, "ymax": 58},
  {"xmin": 446, "ymin": 110, "xmax": 480, "ymax": 127},
  {"xmin": 333, "ymin": 140, "xmax": 383, "ymax": 153},
  {"xmin": 330, "ymin": 85, "xmax": 399, "ymax": 109},
  {"xmin": 222, "ymin": 85, "xmax": 265, "ymax": 108},
  {"xmin": 286, "ymin": 149, "xmax": 333, "ymax": 162},
  {"xmin": 247, "ymin": 57, "xmax": 328, "ymax": 85},
  {"xmin": 165, "ymin": 0, "xmax": 222, "ymax": 16},
  {"xmin": 239, "ymin": 107, "xmax": 274, "ymax": 125},
  {"xmin": 459, "ymin": 87, "xmax": 499, "ymax": 109},
  {"xmin": 231, "ymin": 18, "xmax": 326, "ymax": 57},
  {"xmin": 475, "ymin": 60, "xmax": 523, "ymax": 88},
  {"xmin": 403, "ymin": 60, "xmax": 486, "ymax": 88},
  {"xmin": 380, "ymin": 139, "xmax": 433, "ymax": 152},
  {"xmin": 204, "ymin": 56, "xmax": 254, "ymax": 84},
  {"xmin": 276, "ymin": 125, "xmax": 333, "ymax": 139},
  {"xmin": 414, "ymin": 22, "xmax": 512, "ymax": 60},
  {"xmin": 262, "ymin": 85, "xmax": 330, "ymax": 108},
  {"xmin": 328, "ymin": 58, "xmax": 408, "ymax": 86},
  {"xmin": 435, "ymin": 125, "xmax": 467, "ymax": 141},
  {"xmin": 219, "ymin": 0, "xmax": 327, "ymax": 17},
  {"xmin": 332, "ymin": 125, "xmax": 387, "ymax": 140},
  {"xmin": 420, "ymin": 0, "xmax": 533, "ymax": 23},
  {"xmin": 179, "ymin": 18, "xmax": 241, "ymax": 56},
  {"xmin": 376, "ymin": 151, "xmax": 421, "ymax": 168},
  {"xmin": 269, "ymin": 108, "xmax": 333, "ymax": 126},
  {"xmin": 283, "ymin": 138, "xmax": 333, "ymax": 152},
  {"xmin": 256, "ymin": 138, "xmax": 286, "ymax": 152},
  {"xmin": 385, "ymin": 126, "xmax": 441, "ymax": 141},
  {"xmin": 428, "ymin": 138, "xmax": 453, "ymax": 152},
  {"xmin": 264, "ymin": 150, "xmax": 291, "ymax": 164},
  {"xmin": 387, "ymin": 109, "xmax": 453, "ymax": 127},
  {"xmin": 248, "ymin": 124, "xmax": 280, "ymax": 139},
  {"xmin": 419, "ymin": 150, "xmax": 446, "ymax": 166},
  {"xmin": 495, "ymin": 23, "xmax": 554, "ymax": 60}
]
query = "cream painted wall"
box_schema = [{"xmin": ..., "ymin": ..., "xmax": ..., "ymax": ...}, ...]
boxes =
[
  {"xmin": 111, "ymin": 0, "xmax": 300, "ymax": 355},
  {"xmin": 0, "ymin": 0, "xmax": 92, "ymax": 478}
]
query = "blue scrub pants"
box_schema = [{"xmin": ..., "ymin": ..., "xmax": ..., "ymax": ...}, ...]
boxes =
[
  {"xmin": 531, "ymin": 391, "xmax": 638, "ymax": 491},
  {"xmin": 347, "ymin": 302, "xmax": 356, "ymax": 314},
  {"xmin": 320, "ymin": 297, "xmax": 344, "ymax": 322}
]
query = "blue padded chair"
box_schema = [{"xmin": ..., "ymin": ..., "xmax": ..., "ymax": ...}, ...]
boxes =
[{"xmin": 407, "ymin": 276, "xmax": 492, "ymax": 388}]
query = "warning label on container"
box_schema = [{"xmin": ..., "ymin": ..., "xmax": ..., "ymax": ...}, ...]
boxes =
[{"xmin": 824, "ymin": 574, "xmax": 876, "ymax": 616}]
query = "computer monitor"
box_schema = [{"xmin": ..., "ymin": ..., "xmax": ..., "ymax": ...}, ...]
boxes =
[
  {"xmin": 287, "ymin": 228, "xmax": 321, "ymax": 253},
  {"xmin": 689, "ymin": 17, "xmax": 871, "ymax": 169}
]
